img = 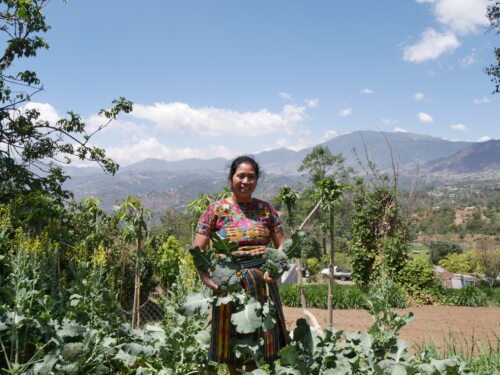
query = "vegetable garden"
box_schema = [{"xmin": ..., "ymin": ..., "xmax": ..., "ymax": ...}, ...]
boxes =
[{"xmin": 1, "ymin": 1, "xmax": 499, "ymax": 374}]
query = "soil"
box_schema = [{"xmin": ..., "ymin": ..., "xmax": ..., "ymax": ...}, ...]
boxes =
[{"xmin": 283, "ymin": 306, "xmax": 500, "ymax": 352}]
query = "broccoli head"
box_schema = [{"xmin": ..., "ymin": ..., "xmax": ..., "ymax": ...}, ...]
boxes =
[
  {"xmin": 211, "ymin": 258, "xmax": 243, "ymax": 293},
  {"xmin": 262, "ymin": 248, "xmax": 289, "ymax": 279}
]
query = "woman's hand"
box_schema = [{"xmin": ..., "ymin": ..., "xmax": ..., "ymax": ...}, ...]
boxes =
[
  {"xmin": 198, "ymin": 270, "xmax": 219, "ymax": 292},
  {"xmin": 263, "ymin": 271, "xmax": 279, "ymax": 283}
]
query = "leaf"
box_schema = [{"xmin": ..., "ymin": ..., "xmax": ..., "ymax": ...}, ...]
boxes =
[
  {"xmin": 33, "ymin": 351, "xmax": 58, "ymax": 375},
  {"xmin": 231, "ymin": 299, "xmax": 262, "ymax": 334},
  {"xmin": 183, "ymin": 292, "xmax": 212, "ymax": 316},
  {"xmin": 279, "ymin": 346, "xmax": 299, "ymax": 366},
  {"xmin": 57, "ymin": 319, "xmax": 86, "ymax": 338},
  {"xmin": 189, "ymin": 246, "xmax": 213, "ymax": 272},
  {"xmin": 195, "ymin": 330, "xmax": 211, "ymax": 346},
  {"xmin": 114, "ymin": 349, "xmax": 137, "ymax": 367},
  {"xmin": 391, "ymin": 363, "xmax": 408, "ymax": 375},
  {"xmin": 211, "ymin": 233, "xmax": 239, "ymax": 255}
]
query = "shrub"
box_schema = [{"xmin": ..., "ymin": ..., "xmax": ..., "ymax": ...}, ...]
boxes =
[
  {"xmin": 398, "ymin": 258, "xmax": 441, "ymax": 303},
  {"xmin": 429, "ymin": 241, "xmax": 463, "ymax": 265},
  {"xmin": 305, "ymin": 258, "xmax": 320, "ymax": 279}
]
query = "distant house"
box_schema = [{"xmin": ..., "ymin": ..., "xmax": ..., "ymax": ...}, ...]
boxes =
[{"xmin": 434, "ymin": 266, "xmax": 478, "ymax": 289}]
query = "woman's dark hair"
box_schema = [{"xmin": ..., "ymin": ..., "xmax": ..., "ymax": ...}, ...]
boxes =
[{"xmin": 228, "ymin": 155, "xmax": 260, "ymax": 180}]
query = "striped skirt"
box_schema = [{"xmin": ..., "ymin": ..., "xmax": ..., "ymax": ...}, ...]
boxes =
[{"xmin": 209, "ymin": 268, "xmax": 288, "ymax": 365}]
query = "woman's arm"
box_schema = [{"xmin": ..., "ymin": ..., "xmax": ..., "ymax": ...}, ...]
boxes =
[
  {"xmin": 192, "ymin": 233, "xmax": 219, "ymax": 292},
  {"xmin": 271, "ymin": 229, "xmax": 286, "ymax": 250}
]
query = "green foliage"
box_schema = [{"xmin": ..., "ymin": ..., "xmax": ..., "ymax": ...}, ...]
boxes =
[
  {"xmin": 443, "ymin": 286, "xmax": 488, "ymax": 307},
  {"xmin": 304, "ymin": 258, "xmax": 320, "ymax": 279},
  {"xmin": 0, "ymin": 0, "xmax": 132, "ymax": 202},
  {"xmin": 301, "ymin": 235, "xmax": 322, "ymax": 260},
  {"xmin": 349, "ymin": 184, "xmax": 408, "ymax": 286},
  {"xmin": 262, "ymin": 248, "xmax": 289, "ymax": 279},
  {"xmin": 275, "ymin": 282, "xmax": 471, "ymax": 374},
  {"xmin": 429, "ymin": 241, "xmax": 463, "ymax": 265},
  {"xmin": 276, "ymin": 185, "xmax": 299, "ymax": 228},
  {"xmin": 398, "ymin": 258, "xmax": 441, "ymax": 303},
  {"xmin": 297, "ymin": 145, "xmax": 348, "ymax": 185},
  {"xmin": 157, "ymin": 235, "xmax": 185, "ymax": 290},
  {"xmin": 485, "ymin": 1, "xmax": 500, "ymax": 93},
  {"xmin": 439, "ymin": 252, "xmax": 477, "ymax": 274},
  {"xmin": 279, "ymin": 283, "xmax": 407, "ymax": 309}
]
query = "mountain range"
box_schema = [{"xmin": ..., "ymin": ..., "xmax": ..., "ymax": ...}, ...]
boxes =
[{"xmin": 64, "ymin": 131, "xmax": 500, "ymax": 213}]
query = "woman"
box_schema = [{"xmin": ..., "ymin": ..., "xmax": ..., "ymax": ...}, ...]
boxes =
[{"xmin": 192, "ymin": 155, "xmax": 288, "ymax": 374}]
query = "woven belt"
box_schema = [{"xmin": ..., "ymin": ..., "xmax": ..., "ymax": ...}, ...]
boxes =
[{"xmin": 236, "ymin": 257, "xmax": 265, "ymax": 269}]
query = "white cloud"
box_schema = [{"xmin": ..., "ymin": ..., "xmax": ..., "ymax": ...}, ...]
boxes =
[
  {"xmin": 450, "ymin": 123, "xmax": 467, "ymax": 131},
  {"xmin": 131, "ymin": 102, "xmax": 307, "ymax": 136},
  {"xmin": 360, "ymin": 88, "xmax": 374, "ymax": 95},
  {"xmin": 418, "ymin": 112, "xmax": 434, "ymax": 123},
  {"xmin": 432, "ymin": 0, "xmax": 489, "ymax": 34},
  {"xmin": 459, "ymin": 50, "xmax": 476, "ymax": 68},
  {"xmin": 22, "ymin": 102, "xmax": 61, "ymax": 124},
  {"xmin": 321, "ymin": 129, "xmax": 338, "ymax": 142},
  {"xmin": 271, "ymin": 137, "xmax": 312, "ymax": 152},
  {"xmin": 413, "ymin": 92, "xmax": 425, "ymax": 101},
  {"xmin": 339, "ymin": 108, "xmax": 352, "ymax": 117},
  {"xmin": 279, "ymin": 92, "xmax": 293, "ymax": 100},
  {"xmin": 381, "ymin": 117, "xmax": 398, "ymax": 125},
  {"xmin": 403, "ymin": 28, "xmax": 460, "ymax": 63},
  {"xmin": 477, "ymin": 136, "xmax": 491, "ymax": 142},
  {"xmin": 305, "ymin": 98, "xmax": 319, "ymax": 108},
  {"xmin": 473, "ymin": 97, "xmax": 490, "ymax": 104},
  {"xmin": 416, "ymin": 0, "xmax": 434, "ymax": 3},
  {"xmin": 394, "ymin": 127, "xmax": 408, "ymax": 133},
  {"xmin": 106, "ymin": 137, "xmax": 235, "ymax": 165}
]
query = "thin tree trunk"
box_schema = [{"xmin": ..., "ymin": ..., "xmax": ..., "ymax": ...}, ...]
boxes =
[
  {"xmin": 132, "ymin": 231, "xmax": 142, "ymax": 328},
  {"xmin": 295, "ymin": 200, "xmax": 322, "ymax": 310},
  {"xmin": 295, "ymin": 258, "xmax": 307, "ymax": 309},
  {"xmin": 327, "ymin": 209, "xmax": 335, "ymax": 329},
  {"xmin": 322, "ymin": 236, "xmax": 327, "ymax": 257}
]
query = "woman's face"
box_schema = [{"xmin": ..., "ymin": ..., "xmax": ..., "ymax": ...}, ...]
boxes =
[{"xmin": 230, "ymin": 162, "xmax": 258, "ymax": 200}]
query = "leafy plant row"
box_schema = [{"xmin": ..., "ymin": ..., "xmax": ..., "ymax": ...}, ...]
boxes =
[{"xmin": 279, "ymin": 283, "xmax": 499, "ymax": 309}]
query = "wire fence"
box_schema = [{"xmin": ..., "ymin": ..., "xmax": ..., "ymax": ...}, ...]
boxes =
[{"xmin": 120, "ymin": 297, "xmax": 166, "ymax": 325}]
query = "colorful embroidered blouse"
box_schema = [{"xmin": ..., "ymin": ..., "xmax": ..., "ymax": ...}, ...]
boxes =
[{"xmin": 196, "ymin": 198, "xmax": 282, "ymax": 259}]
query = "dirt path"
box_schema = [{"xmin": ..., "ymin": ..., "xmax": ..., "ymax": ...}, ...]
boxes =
[{"xmin": 284, "ymin": 306, "xmax": 500, "ymax": 351}]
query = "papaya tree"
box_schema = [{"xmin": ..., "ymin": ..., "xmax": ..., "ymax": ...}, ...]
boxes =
[
  {"xmin": 116, "ymin": 196, "xmax": 152, "ymax": 328},
  {"xmin": 315, "ymin": 177, "xmax": 348, "ymax": 328}
]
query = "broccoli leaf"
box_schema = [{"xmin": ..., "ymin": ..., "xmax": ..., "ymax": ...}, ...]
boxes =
[
  {"xmin": 231, "ymin": 299, "xmax": 262, "ymax": 334},
  {"xmin": 189, "ymin": 246, "xmax": 213, "ymax": 272},
  {"xmin": 211, "ymin": 233, "xmax": 239, "ymax": 255},
  {"xmin": 183, "ymin": 291, "xmax": 212, "ymax": 316}
]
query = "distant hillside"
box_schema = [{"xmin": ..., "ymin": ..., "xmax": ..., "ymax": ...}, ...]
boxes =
[
  {"xmin": 63, "ymin": 130, "xmax": 497, "ymax": 213},
  {"xmin": 424, "ymin": 140, "xmax": 500, "ymax": 173},
  {"xmin": 83, "ymin": 130, "xmax": 472, "ymax": 177}
]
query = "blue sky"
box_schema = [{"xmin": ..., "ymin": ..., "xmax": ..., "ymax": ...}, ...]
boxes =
[{"xmin": 20, "ymin": 0, "xmax": 499, "ymax": 165}]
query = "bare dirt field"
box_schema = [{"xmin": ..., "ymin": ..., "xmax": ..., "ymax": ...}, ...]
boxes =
[{"xmin": 284, "ymin": 306, "xmax": 500, "ymax": 351}]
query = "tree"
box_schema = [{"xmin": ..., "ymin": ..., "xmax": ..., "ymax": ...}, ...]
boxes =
[
  {"xmin": 0, "ymin": 0, "xmax": 132, "ymax": 203},
  {"xmin": 298, "ymin": 145, "xmax": 349, "ymax": 185},
  {"xmin": 439, "ymin": 252, "xmax": 477, "ymax": 274},
  {"xmin": 349, "ymin": 182, "xmax": 408, "ymax": 287},
  {"xmin": 429, "ymin": 241, "xmax": 463, "ymax": 265},
  {"xmin": 316, "ymin": 177, "xmax": 346, "ymax": 328},
  {"xmin": 116, "ymin": 196, "xmax": 152, "ymax": 328},
  {"xmin": 485, "ymin": 1, "xmax": 500, "ymax": 93},
  {"xmin": 473, "ymin": 239, "xmax": 500, "ymax": 287}
]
